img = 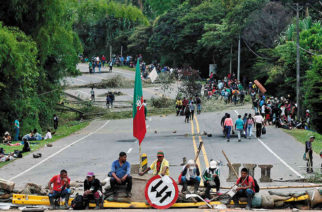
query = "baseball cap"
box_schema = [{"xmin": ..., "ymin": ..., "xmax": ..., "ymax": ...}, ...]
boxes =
[
  {"xmin": 157, "ymin": 151, "xmax": 164, "ymax": 157},
  {"xmin": 187, "ymin": 160, "xmax": 194, "ymax": 165},
  {"xmin": 310, "ymin": 136, "xmax": 315, "ymax": 139},
  {"xmin": 87, "ymin": 172, "xmax": 94, "ymax": 177},
  {"xmin": 210, "ymin": 161, "xmax": 218, "ymax": 169}
]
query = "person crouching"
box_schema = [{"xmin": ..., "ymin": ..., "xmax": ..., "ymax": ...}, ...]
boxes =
[
  {"xmin": 181, "ymin": 160, "xmax": 200, "ymax": 194},
  {"xmin": 83, "ymin": 172, "xmax": 103, "ymax": 209}
]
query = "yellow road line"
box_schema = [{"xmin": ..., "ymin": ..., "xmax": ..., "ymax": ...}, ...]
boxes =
[
  {"xmin": 194, "ymin": 115, "xmax": 209, "ymax": 168},
  {"xmin": 190, "ymin": 118, "xmax": 203, "ymax": 186}
]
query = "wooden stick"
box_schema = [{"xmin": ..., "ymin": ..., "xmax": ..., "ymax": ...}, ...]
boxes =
[
  {"xmin": 222, "ymin": 150, "xmax": 238, "ymax": 178},
  {"xmin": 220, "ymin": 184, "xmax": 322, "ymax": 190},
  {"xmin": 194, "ymin": 141, "xmax": 203, "ymax": 162}
]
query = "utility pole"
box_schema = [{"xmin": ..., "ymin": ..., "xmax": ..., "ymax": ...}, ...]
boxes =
[
  {"xmin": 229, "ymin": 44, "xmax": 232, "ymax": 75},
  {"xmin": 237, "ymin": 34, "xmax": 241, "ymax": 82},
  {"xmin": 295, "ymin": 3, "xmax": 301, "ymax": 120}
]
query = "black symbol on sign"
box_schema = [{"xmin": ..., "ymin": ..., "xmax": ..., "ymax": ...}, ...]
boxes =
[
  {"xmin": 160, "ymin": 191, "xmax": 172, "ymax": 203},
  {"xmin": 156, "ymin": 185, "xmax": 168, "ymax": 197},
  {"xmin": 150, "ymin": 180, "xmax": 163, "ymax": 192}
]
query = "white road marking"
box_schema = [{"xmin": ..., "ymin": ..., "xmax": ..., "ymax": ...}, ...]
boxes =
[
  {"xmin": 257, "ymin": 138, "xmax": 304, "ymax": 178},
  {"xmin": 9, "ymin": 120, "xmax": 111, "ymax": 181},
  {"xmin": 127, "ymin": 148, "xmax": 133, "ymax": 154},
  {"xmin": 235, "ymin": 109, "xmax": 304, "ymax": 178}
]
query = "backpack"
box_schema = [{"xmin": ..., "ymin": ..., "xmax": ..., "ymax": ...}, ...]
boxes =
[
  {"xmin": 14, "ymin": 150, "xmax": 23, "ymax": 158},
  {"xmin": 71, "ymin": 194, "xmax": 85, "ymax": 210},
  {"xmin": 247, "ymin": 176, "xmax": 260, "ymax": 193}
]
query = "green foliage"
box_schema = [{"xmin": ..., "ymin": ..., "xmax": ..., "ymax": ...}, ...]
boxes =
[
  {"xmin": 0, "ymin": 0, "xmax": 82, "ymax": 135},
  {"xmin": 150, "ymin": 96, "xmax": 174, "ymax": 108},
  {"xmin": 304, "ymin": 56, "xmax": 322, "ymax": 133},
  {"xmin": 73, "ymin": 0, "xmax": 148, "ymax": 57}
]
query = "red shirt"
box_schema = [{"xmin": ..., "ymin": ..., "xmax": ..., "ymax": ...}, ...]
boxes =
[
  {"xmin": 50, "ymin": 175, "xmax": 70, "ymax": 191},
  {"xmin": 236, "ymin": 175, "xmax": 255, "ymax": 192},
  {"xmin": 102, "ymin": 56, "xmax": 106, "ymax": 61}
]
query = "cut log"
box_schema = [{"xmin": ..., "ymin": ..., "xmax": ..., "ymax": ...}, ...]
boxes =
[{"xmin": 0, "ymin": 179, "xmax": 15, "ymax": 192}]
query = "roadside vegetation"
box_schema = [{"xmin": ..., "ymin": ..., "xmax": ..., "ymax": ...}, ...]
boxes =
[
  {"xmin": 283, "ymin": 129, "xmax": 322, "ymax": 154},
  {"xmin": 0, "ymin": 111, "xmax": 89, "ymax": 168}
]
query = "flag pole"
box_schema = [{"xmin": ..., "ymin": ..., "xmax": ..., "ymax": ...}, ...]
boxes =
[{"xmin": 139, "ymin": 143, "xmax": 142, "ymax": 172}]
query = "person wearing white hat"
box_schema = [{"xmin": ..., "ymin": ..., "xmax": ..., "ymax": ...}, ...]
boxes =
[
  {"xmin": 202, "ymin": 160, "xmax": 221, "ymax": 199},
  {"xmin": 180, "ymin": 160, "xmax": 201, "ymax": 193}
]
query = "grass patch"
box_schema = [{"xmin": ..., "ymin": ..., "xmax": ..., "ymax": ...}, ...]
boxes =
[
  {"xmin": 117, "ymin": 66, "xmax": 135, "ymax": 72},
  {"xmin": 202, "ymin": 97, "xmax": 250, "ymax": 113},
  {"xmin": 0, "ymin": 111, "xmax": 89, "ymax": 168},
  {"xmin": 283, "ymin": 129, "xmax": 321, "ymax": 154}
]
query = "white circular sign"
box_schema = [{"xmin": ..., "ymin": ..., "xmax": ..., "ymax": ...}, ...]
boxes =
[{"xmin": 145, "ymin": 175, "xmax": 179, "ymax": 209}]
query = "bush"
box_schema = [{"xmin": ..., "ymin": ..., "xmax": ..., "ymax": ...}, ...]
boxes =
[{"xmin": 150, "ymin": 96, "xmax": 174, "ymax": 108}]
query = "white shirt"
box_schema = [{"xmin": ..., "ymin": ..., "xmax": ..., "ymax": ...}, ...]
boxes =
[
  {"xmin": 254, "ymin": 115, "xmax": 264, "ymax": 124},
  {"xmin": 44, "ymin": 132, "xmax": 52, "ymax": 140}
]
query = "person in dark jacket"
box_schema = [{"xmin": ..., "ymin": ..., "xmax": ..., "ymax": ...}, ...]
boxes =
[
  {"xmin": 83, "ymin": 172, "xmax": 102, "ymax": 209},
  {"xmin": 305, "ymin": 136, "xmax": 315, "ymax": 173}
]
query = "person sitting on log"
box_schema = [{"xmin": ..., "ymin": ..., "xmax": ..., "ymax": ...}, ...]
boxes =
[
  {"xmin": 83, "ymin": 172, "xmax": 103, "ymax": 209},
  {"xmin": 232, "ymin": 168, "xmax": 255, "ymax": 210},
  {"xmin": 109, "ymin": 152, "xmax": 132, "ymax": 198},
  {"xmin": 48, "ymin": 169, "xmax": 71, "ymax": 209},
  {"xmin": 139, "ymin": 151, "xmax": 169, "ymax": 176},
  {"xmin": 181, "ymin": 160, "xmax": 200, "ymax": 194},
  {"xmin": 202, "ymin": 160, "xmax": 221, "ymax": 201}
]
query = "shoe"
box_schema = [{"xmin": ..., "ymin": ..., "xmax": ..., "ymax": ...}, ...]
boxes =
[
  {"xmin": 227, "ymin": 139, "xmax": 230, "ymax": 142},
  {"xmin": 238, "ymin": 139, "xmax": 241, "ymax": 142}
]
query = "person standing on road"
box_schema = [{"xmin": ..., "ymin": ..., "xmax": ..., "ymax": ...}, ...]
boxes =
[
  {"xmin": 143, "ymin": 100, "xmax": 147, "ymax": 120},
  {"xmin": 139, "ymin": 151, "xmax": 169, "ymax": 176},
  {"xmin": 305, "ymin": 136, "xmax": 315, "ymax": 173},
  {"xmin": 48, "ymin": 170, "xmax": 71, "ymax": 209},
  {"xmin": 181, "ymin": 160, "xmax": 201, "ymax": 194},
  {"xmin": 101, "ymin": 55, "xmax": 106, "ymax": 67},
  {"xmin": 14, "ymin": 119, "xmax": 20, "ymax": 141},
  {"xmin": 195, "ymin": 95, "xmax": 202, "ymax": 114},
  {"xmin": 83, "ymin": 172, "xmax": 102, "ymax": 209},
  {"xmin": 109, "ymin": 152, "xmax": 132, "ymax": 198},
  {"xmin": 109, "ymin": 92, "xmax": 115, "ymax": 108},
  {"xmin": 224, "ymin": 114, "xmax": 233, "ymax": 142},
  {"xmin": 53, "ymin": 114, "xmax": 58, "ymax": 130},
  {"xmin": 189, "ymin": 101, "xmax": 195, "ymax": 120},
  {"xmin": 176, "ymin": 98, "xmax": 182, "ymax": 116},
  {"xmin": 89, "ymin": 61, "xmax": 93, "ymax": 73},
  {"xmin": 235, "ymin": 115, "xmax": 244, "ymax": 142},
  {"xmin": 90, "ymin": 87, "xmax": 95, "ymax": 102},
  {"xmin": 109, "ymin": 60, "xmax": 113, "ymax": 72},
  {"xmin": 246, "ymin": 114, "xmax": 254, "ymax": 139},
  {"xmin": 203, "ymin": 160, "xmax": 221, "ymax": 200},
  {"xmin": 254, "ymin": 112, "xmax": 264, "ymax": 138},
  {"xmin": 184, "ymin": 105, "xmax": 191, "ymax": 123}
]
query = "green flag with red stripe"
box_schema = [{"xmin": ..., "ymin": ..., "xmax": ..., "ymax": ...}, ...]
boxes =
[{"xmin": 133, "ymin": 59, "xmax": 146, "ymax": 145}]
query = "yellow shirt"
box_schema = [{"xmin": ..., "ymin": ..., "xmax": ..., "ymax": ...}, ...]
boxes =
[
  {"xmin": 176, "ymin": 100, "xmax": 182, "ymax": 106},
  {"xmin": 150, "ymin": 159, "xmax": 170, "ymax": 176}
]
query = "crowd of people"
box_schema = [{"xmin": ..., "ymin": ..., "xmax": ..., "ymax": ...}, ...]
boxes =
[
  {"xmin": 175, "ymin": 96, "xmax": 202, "ymax": 123},
  {"xmin": 204, "ymin": 73, "xmax": 245, "ymax": 105},
  {"xmin": 47, "ymin": 151, "xmax": 257, "ymax": 210},
  {"xmin": 0, "ymin": 115, "xmax": 57, "ymax": 163}
]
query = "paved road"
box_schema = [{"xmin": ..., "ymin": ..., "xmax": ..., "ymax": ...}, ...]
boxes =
[{"xmin": 1, "ymin": 106, "xmax": 319, "ymax": 190}]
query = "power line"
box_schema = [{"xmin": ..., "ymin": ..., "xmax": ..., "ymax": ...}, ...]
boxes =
[{"xmin": 242, "ymin": 39, "xmax": 272, "ymax": 60}]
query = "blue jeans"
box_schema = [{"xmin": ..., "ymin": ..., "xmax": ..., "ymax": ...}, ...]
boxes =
[
  {"xmin": 48, "ymin": 189, "xmax": 71, "ymax": 200},
  {"xmin": 14, "ymin": 127, "xmax": 19, "ymax": 141},
  {"xmin": 181, "ymin": 176, "xmax": 201, "ymax": 184},
  {"xmin": 233, "ymin": 188, "xmax": 254, "ymax": 206},
  {"xmin": 226, "ymin": 126, "xmax": 232, "ymax": 139},
  {"xmin": 247, "ymin": 125, "xmax": 253, "ymax": 138}
]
